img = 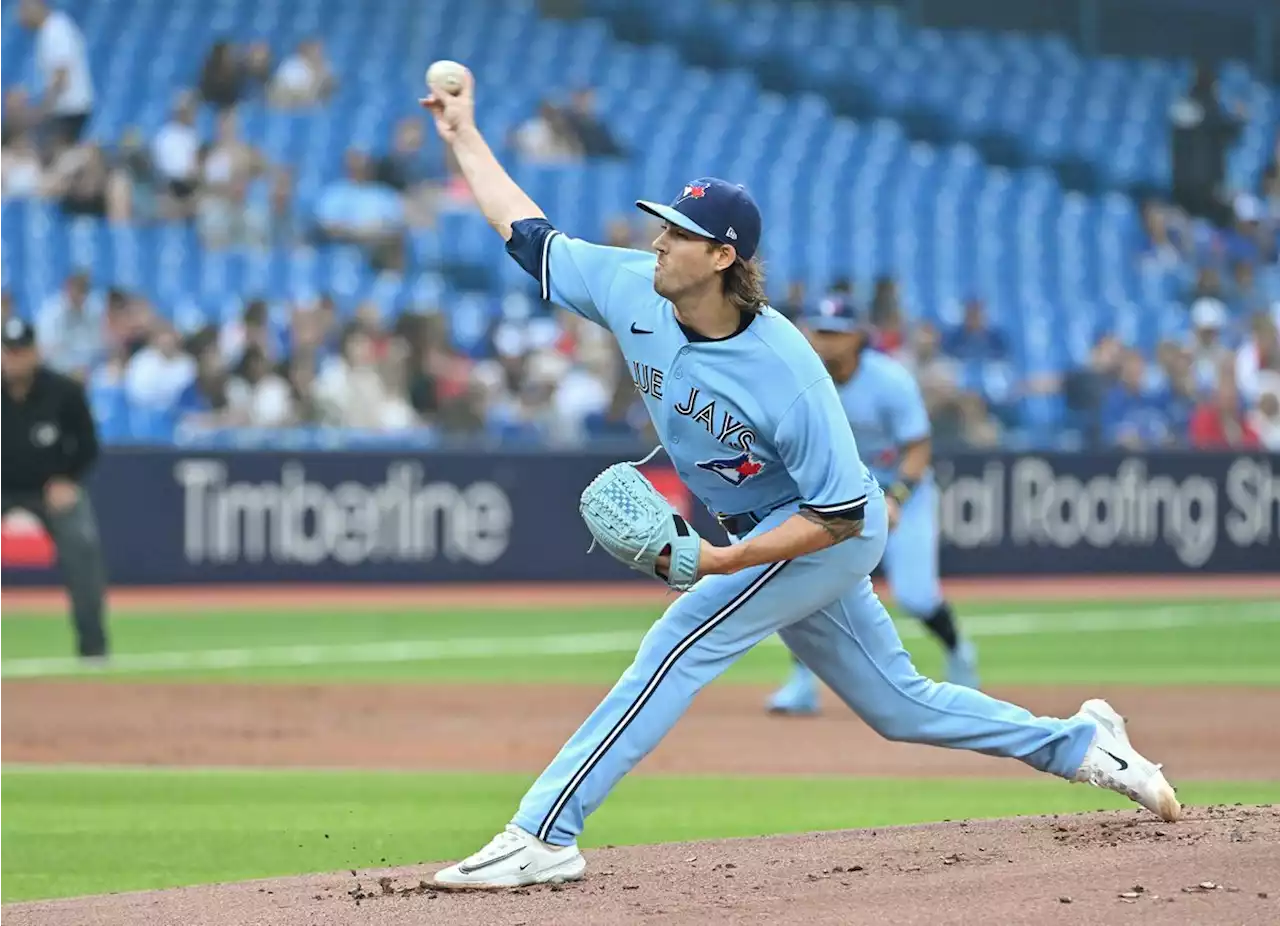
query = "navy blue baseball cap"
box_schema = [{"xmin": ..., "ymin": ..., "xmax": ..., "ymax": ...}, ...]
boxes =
[
  {"xmin": 636, "ymin": 178, "xmax": 762, "ymax": 261},
  {"xmin": 802, "ymin": 294, "xmax": 862, "ymax": 334},
  {"xmin": 2, "ymin": 316, "xmax": 35, "ymax": 348}
]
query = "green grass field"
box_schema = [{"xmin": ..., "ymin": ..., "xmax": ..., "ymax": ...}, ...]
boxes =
[{"xmin": 3, "ymin": 595, "xmax": 1279, "ymax": 903}]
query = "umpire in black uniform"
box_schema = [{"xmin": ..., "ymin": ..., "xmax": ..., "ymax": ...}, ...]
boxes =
[{"xmin": 2, "ymin": 317, "xmax": 109, "ymax": 660}]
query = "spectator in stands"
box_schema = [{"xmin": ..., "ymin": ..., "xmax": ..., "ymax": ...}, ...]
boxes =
[
  {"xmin": 198, "ymin": 174, "xmax": 257, "ymax": 249},
  {"xmin": 1138, "ymin": 199, "xmax": 1189, "ymax": 269},
  {"xmin": 943, "ymin": 298, "xmax": 1007, "ymax": 362},
  {"xmin": 1189, "ymin": 362, "xmax": 1259, "ymax": 449},
  {"xmin": 1187, "ymin": 297, "xmax": 1233, "ymax": 395},
  {"xmin": 219, "ymin": 298, "xmax": 282, "ymax": 368},
  {"xmin": 549, "ymin": 350, "xmax": 614, "ymax": 445},
  {"xmin": 45, "ymin": 142, "xmax": 130, "ymax": 221},
  {"xmin": 287, "ymin": 295, "xmax": 338, "ymax": 366},
  {"xmin": 268, "ymin": 39, "xmax": 337, "ymax": 109},
  {"xmin": 376, "ymin": 118, "xmax": 438, "ymax": 227},
  {"xmin": 869, "ymin": 276, "xmax": 906, "ymax": 356},
  {"xmin": 1169, "ymin": 64, "xmax": 1239, "ymax": 226},
  {"xmin": 1098, "ymin": 349, "xmax": 1174, "ymax": 449},
  {"xmin": 202, "ymin": 106, "xmax": 267, "ymax": 199},
  {"xmin": 112, "ymin": 127, "xmax": 155, "ymax": 221},
  {"xmin": 243, "ymin": 41, "xmax": 273, "ymax": 93},
  {"xmin": 286, "ymin": 352, "xmax": 323, "ymax": 425},
  {"xmin": 904, "ymin": 321, "xmax": 963, "ymax": 427},
  {"xmin": 1189, "ymin": 264, "xmax": 1226, "ymax": 305},
  {"xmin": 1235, "ymin": 312, "xmax": 1280, "ymax": 406},
  {"xmin": 151, "ymin": 91, "xmax": 201, "ymax": 220},
  {"xmin": 955, "ymin": 392, "xmax": 1002, "ymax": 448},
  {"xmin": 245, "ymin": 167, "xmax": 301, "ymax": 249},
  {"xmin": 18, "ymin": 0, "xmax": 94, "ymax": 154},
  {"xmin": 226, "ymin": 345, "xmax": 294, "ymax": 428},
  {"xmin": 562, "ymin": 88, "xmax": 623, "ymax": 158},
  {"xmin": 175, "ymin": 331, "xmax": 231, "ymax": 431},
  {"xmin": 1, "ymin": 132, "xmax": 44, "ymax": 199},
  {"xmin": 1250, "ymin": 389, "xmax": 1280, "ymax": 450},
  {"xmin": 315, "ymin": 149, "xmax": 405, "ymax": 270},
  {"xmin": 35, "ymin": 271, "xmax": 102, "ymax": 378},
  {"xmin": 198, "ymin": 40, "xmax": 244, "ymax": 110},
  {"xmin": 402, "ymin": 312, "xmax": 479, "ymax": 432},
  {"xmin": 1225, "ymin": 258, "xmax": 1269, "ymax": 319},
  {"xmin": 124, "ymin": 322, "xmax": 196, "ymax": 413},
  {"xmin": 511, "ymin": 101, "xmax": 581, "ymax": 164},
  {"xmin": 314, "ymin": 322, "xmax": 414, "ymax": 430},
  {"xmin": 103, "ymin": 286, "xmax": 151, "ymax": 360},
  {"xmin": 1225, "ymin": 194, "xmax": 1268, "ymax": 267},
  {"xmin": 1, "ymin": 87, "xmax": 39, "ymax": 147}
]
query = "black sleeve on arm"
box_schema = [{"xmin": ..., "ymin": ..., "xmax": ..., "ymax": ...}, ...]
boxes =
[
  {"xmin": 505, "ymin": 218, "xmax": 561, "ymax": 301},
  {"xmin": 800, "ymin": 496, "xmax": 868, "ymax": 522},
  {"xmin": 61, "ymin": 381, "xmax": 100, "ymax": 481}
]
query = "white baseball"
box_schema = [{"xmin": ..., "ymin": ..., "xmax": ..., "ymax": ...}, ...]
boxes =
[{"xmin": 425, "ymin": 60, "xmax": 468, "ymax": 96}]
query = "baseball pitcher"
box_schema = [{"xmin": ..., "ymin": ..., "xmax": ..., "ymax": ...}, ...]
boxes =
[
  {"xmin": 421, "ymin": 66, "xmax": 1180, "ymax": 890},
  {"xmin": 769, "ymin": 295, "xmax": 978, "ymax": 716}
]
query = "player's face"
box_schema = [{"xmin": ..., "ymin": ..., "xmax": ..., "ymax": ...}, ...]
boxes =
[
  {"xmin": 651, "ymin": 224, "xmax": 732, "ymax": 302},
  {"xmin": 804, "ymin": 328, "xmax": 862, "ymax": 376}
]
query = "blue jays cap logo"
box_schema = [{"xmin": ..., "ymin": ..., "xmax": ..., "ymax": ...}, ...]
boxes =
[
  {"xmin": 675, "ymin": 183, "xmax": 708, "ymax": 204},
  {"xmin": 696, "ymin": 452, "xmax": 766, "ymax": 486}
]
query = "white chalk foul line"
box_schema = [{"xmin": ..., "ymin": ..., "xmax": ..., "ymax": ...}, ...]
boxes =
[{"xmin": 2, "ymin": 602, "xmax": 1276, "ymax": 679}]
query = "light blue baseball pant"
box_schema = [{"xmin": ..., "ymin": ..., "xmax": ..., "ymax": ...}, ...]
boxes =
[
  {"xmin": 878, "ymin": 475, "xmax": 943, "ymax": 616},
  {"xmin": 512, "ymin": 494, "xmax": 1096, "ymax": 847}
]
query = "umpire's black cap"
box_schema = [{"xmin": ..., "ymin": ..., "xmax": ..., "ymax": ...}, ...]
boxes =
[{"xmin": 2, "ymin": 317, "xmax": 36, "ymax": 349}]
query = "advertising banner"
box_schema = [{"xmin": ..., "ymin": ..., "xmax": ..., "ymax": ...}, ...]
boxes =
[{"xmin": 3, "ymin": 450, "xmax": 1275, "ymax": 585}]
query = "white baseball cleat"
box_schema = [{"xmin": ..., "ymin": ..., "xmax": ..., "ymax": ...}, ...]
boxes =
[
  {"xmin": 1073, "ymin": 698, "xmax": 1181, "ymax": 822},
  {"xmin": 433, "ymin": 824, "xmax": 587, "ymax": 889}
]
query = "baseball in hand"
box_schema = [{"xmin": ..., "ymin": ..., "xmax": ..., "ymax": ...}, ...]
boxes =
[{"xmin": 425, "ymin": 60, "xmax": 468, "ymax": 96}]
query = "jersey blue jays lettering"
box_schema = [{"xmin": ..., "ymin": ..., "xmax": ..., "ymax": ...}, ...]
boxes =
[
  {"xmin": 834, "ymin": 349, "xmax": 932, "ymax": 486},
  {"xmin": 532, "ymin": 229, "xmax": 874, "ymax": 519}
]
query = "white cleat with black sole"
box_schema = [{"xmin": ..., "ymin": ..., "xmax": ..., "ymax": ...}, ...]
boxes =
[
  {"xmin": 433, "ymin": 824, "xmax": 587, "ymax": 889},
  {"xmin": 1073, "ymin": 698, "xmax": 1181, "ymax": 822}
]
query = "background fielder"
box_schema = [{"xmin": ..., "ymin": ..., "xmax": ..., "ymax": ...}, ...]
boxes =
[
  {"xmin": 769, "ymin": 295, "xmax": 979, "ymax": 715},
  {"xmin": 419, "ymin": 65, "xmax": 1179, "ymax": 890}
]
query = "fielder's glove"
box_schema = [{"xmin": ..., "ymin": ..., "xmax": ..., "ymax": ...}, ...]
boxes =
[{"xmin": 580, "ymin": 462, "xmax": 703, "ymax": 590}]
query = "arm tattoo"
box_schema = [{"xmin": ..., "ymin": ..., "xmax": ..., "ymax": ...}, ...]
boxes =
[{"xmin": 800, "ymin": 508, "xmax": 864, "ymax": 542}]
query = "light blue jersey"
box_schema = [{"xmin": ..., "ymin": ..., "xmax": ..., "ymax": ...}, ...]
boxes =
[
  {"xmin": 543, "ymin": 232, "xmax": 874, "ymax": 522},
  {"xmin": 835, "ymin": 348, "xmax": 931, "ymax": 488},
  {"xmin": 500, "ymin": 208, "xmax": 1094, "ymax": 850}
]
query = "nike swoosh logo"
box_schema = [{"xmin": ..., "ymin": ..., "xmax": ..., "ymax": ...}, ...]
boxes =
[
  {"xmin": 456, "ymin": 846, "xmax": 526, "ymax": 874},
  {"xmin": 1102, "ymin": 748, "xmax": 1129, "ymax": 771},
  {"xmin": 630, "ymin": 323, "xmax": 653, "ymax": 334},
  {"xmin": 519, "ymin": 862, "xmax": 531, "ymax": 871}
]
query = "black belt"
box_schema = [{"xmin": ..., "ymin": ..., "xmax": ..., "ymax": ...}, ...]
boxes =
[{"xmin": 716, "ymin": 497, "xmax": 866, "ymax": 537}]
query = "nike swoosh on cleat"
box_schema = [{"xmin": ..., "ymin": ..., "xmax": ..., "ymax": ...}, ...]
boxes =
[
  {"xmin": 457, "ymin": 846, "xmax": 526, "ymax": 874},
  {"xmin": 1102, "ymin": 748, "xmax": 1129, "ymax": 771}
]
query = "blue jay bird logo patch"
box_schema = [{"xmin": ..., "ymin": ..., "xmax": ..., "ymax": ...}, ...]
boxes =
[{"xmin": 697, "ymin": 452, "xmax": 766, "ymax": 486}]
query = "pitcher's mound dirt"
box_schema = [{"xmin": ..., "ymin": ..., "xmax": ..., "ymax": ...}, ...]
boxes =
[{"xmin": 5, "ymin": 806, "xmax": 1277, "ymax": 926}]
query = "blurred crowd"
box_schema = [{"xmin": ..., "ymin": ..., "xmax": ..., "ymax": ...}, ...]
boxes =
[{"xmin": 2, "ymin": 0, "xmax": 1278, "ymax": 450}]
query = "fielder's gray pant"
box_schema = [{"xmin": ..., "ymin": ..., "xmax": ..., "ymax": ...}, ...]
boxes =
[{"xmin": 2, "ymin": 489, "xmax": 108, "ymax": 657}]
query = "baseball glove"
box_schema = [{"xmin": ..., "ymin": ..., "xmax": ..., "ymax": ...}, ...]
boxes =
[{"xmin": 580, "ymin": 462, "xmax": 703, "ymax": 590}]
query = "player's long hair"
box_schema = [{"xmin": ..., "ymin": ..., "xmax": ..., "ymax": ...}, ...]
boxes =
[{"xmin": 722, "ymin": 255, "xmax": 768, "ymax": 315}]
